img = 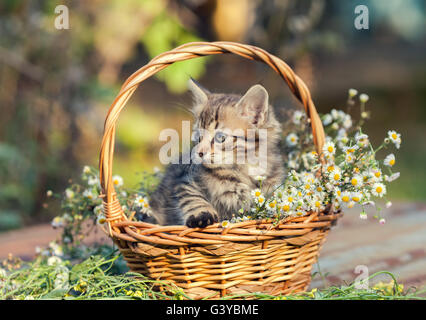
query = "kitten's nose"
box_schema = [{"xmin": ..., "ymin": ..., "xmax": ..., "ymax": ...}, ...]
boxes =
[{"xmin": 198, "ymin": 151, "xmax": 204, "ymax": 158}]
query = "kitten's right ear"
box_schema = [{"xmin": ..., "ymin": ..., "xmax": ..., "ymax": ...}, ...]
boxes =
[{"xmin": 188, "ymin": 77, "xmax": 210, "ymax": 107}]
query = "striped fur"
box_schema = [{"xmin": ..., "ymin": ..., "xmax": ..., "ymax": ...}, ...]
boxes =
[{"xmin": 148, "ymin": 81, "xmax": 284, "ymax": 227}]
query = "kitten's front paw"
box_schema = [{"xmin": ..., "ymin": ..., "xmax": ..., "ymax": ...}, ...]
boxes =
[{"xmin": 186, "ymin": 212, "xmax": 218, "ymax": 228}]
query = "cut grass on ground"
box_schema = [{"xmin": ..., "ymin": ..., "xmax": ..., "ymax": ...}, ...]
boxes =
[{"xmin": 1, "ymin": 253, "xmax": 425, "ymax": 300}]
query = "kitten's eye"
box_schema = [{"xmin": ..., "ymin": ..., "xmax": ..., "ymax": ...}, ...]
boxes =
[{"xmin": 214, "ymin": 131, "xmax": 227, "ymax": 143}]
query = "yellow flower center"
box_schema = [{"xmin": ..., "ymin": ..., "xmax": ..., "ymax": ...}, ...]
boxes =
[
  {"xmin": 327, "ymin": 166, "xmax": 335, "ymax": 172},
  {"xmin": 375, "ymin": 171, "xmax": 381, "ymax": 178},
  {"xmin": 288, "ymin": 197, "xmax": 293, "ymax": 202},
  {"xmin": 376, "ymin": 186, "xmax": 383, "ymax": 193},
  {"xmin": 352, "ymin": 196, "xmax": 360, "ymax": 202},
  {"xmin": 334, "ymin": 174, "xmax": 340, "ymax": 181},
  {"xmin": 342, "ymin": 196, "xmax": 350, "ymax": 202},
  {"xmin": 315, "ymin": 201, "xmax": 321, "ymax": 208},
  {"xmin": 283, "ymin": 205, "xmax": 290, "ymax": 212},
  {"xmin": 258, "ymin": 197, "xmax": 264, "ymax": 203},
  {"xmin": 392, "ymin": 133, "xmax": 397, "ymax": 139},
  {"xmin": 389, "ymin": 159, "xmax": 395, "ymax": 166},
  {"xmin": 255, "ymin": 191, "xmax": 261, "ymax": 197},
  {"xmin": 327, "ymin": 146, "xmax": 334, "ymax": 153},
  {"xmin": 351, "ymin": 178, "xmax": 358, "ymax": 186}
]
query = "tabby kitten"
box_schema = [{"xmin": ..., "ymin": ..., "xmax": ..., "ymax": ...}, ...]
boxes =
[{"xmin": 148, "ymin": 79, "xmax": 284, "ymax": 227}]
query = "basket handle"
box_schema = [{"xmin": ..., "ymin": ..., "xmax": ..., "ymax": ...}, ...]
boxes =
[{"xmin": 99, "ymin": 41, "xmax": 325, "ymax": 224}]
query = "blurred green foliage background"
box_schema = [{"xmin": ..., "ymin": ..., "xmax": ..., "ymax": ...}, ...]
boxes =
[{"xmin": 0, "ymin": 0, "xmax": 425, "ymax": 231}]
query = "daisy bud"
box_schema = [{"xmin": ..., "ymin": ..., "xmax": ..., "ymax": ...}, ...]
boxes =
[
  {"xmin": 386, "ymin": 201, "xmax": 392, "ymax": 208},
  {"xmin": 361, "ymin": 111, "xmax": 369, "ymax": 119},
  {"xmin": 359, "ymin": 94, "xmax": 369, "ymax": 103},
  {"xmin": 46, "ymin": 190, "xmax": 53, "ymax": 197},
  {"xmin": 348, "ymin": 88, "xmax": 358, "ymax": 98},
  {"xmin": 379, "ymin": 218, "xmax": 386, "ymax": 225},
  {"xmin": 384, "ymin": 138, "xmax": 390, "ymax": 144}
]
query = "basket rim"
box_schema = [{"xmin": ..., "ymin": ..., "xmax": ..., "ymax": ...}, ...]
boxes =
[{"xmin": 101, "ymin": 210, "xmax": 342, "ymax": 246}]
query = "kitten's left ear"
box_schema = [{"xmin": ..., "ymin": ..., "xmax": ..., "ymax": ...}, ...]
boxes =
[
  {"xmin": 236, "ymin": 84, "xmax": 269, "ymax": 126},
  {"xmin": 188, "ymin": 77, "xmax": 210, "ymax": 106}
]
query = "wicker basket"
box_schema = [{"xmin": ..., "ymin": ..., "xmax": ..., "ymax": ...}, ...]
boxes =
[{"xmin": 99, "ymin": 41, "xmax": 341, "ymax": 299}]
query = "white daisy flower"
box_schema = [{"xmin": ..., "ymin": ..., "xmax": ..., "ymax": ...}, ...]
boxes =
[
  {"xmin": 360, "ymin": 212, "xmax": 368, "ymax": 220},
  {"xmin": 331, "ymin": 109, "xmax": 340, "ymax": 120},
  {"xmin": 266, "ymin": 200, "xmax": 277, "ymax": 213},
  {"xmin": 280, "ymin": 201, "xmax": 292, "ymax": 214},
  {"xmin": 351, "ymin": 192, "xmax": 363, "ymax": 203},
  {"xmin": 65, "ymin": 188, "xmax": 74, "ymax": 199},
  {"xmin": 283, "ymin": 194, "xmax": 296, "ymax": 205},
  {"xmin": 83, "ymin": 166, "xmax": 91, "ymax": 174},
  {"xmin": 362, "ymin": 171, "xmax": 372, "ymax": 183},
  {"xmin": 384, "ymin": 154, "xmax": 395, "ymax": 167},
  {"xmin": 385, "ymin": 172, "xmax": 400, "ymax": 182},
  {"xmin": 286, "ymin": 133, "xmax": 299, "ymax": 147},
  {"xmin": 329, "ymin": 168, "xmax": 342, "ymax": 184},
  {"xmin": 322, "ymin": 141, "xmax": 336, "ymax": 158},
  {"xmin": 221, "ymin": 220, "xmax": 230, "ymax": 228},
  {"xmin": 256, "ymin": 195, "xmax": 265, "ymax": 206},
  {"xmin": 292, "ymin": 110, "xmax": 304, "ymax": 125},
  {"xmin": 87, "ymin": 176, "xmax": 99, "ymax": 186},
  {"xmin": 342, "ymin": 115, "xmax": 352, "ymax": 129},
  {"xmin": 51, "ymin": 216, "xmax": 65, "ymax": 228},
  {"xmin": 347, "ymin": 201, "xmax": 355, "ymax": 209},
  {"xmin": 96, "ymin": 214, "xmax": 106, "ymax": 225},
  {"xmin": 345, "ymin": 153, "xmax": 355, "ymax": 164},
  {"xmin": 387, "ymin": 130, "xmax": 401, "ymax": 149},
  {"xmin": 311, "ymin": 199, "xmax": 324, "ymax": 212},
  {"xmin": 340, "ymin": 191, "xmax": 351, "ymax": 204},
  {"xmin": 112, "ymin": 175, "xmax": 123, "ymax": 187},
  {"xmin": 337, "ymin": 135, "xmax": 349, "ymax": 149},
  {"xmin": 83, "ymin": 189, "xmax": 94, "ymax": 199},
  {"xmin": 372, "ymin": 183, "xmax": 386, "ymax": 197},
  {"xmin": 350, "ymin": 175, "xmax": 363, "ymax": 188},
  {"xmin": 322, "ymin": 114, "xmax": 333, "ymax": 126},
  {"xmin": 355, "ymin": 133, "xmax": 369, "ymax": 147},
  {"xmin": 135, "ymin": 195, "xmax": 149, "ymax": 209},
  {"xmin": 93, "ymin": 204, "xmax": 103, "ymax": 215},
  {"xmin": 47, "ymin": 256, "xmax": 62, "ymax": 266},
  {"xmin": 371, "ymin": 169, "xmax": 383, "ymax": 182},
  {"xmin": 251, "ymin": 188, "xmax": 263, "ymax": 199}
]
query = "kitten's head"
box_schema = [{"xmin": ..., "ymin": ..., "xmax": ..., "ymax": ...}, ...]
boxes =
[{"xmin": 188, "ymin": 78, "xmax": 281, "ymax": 170}]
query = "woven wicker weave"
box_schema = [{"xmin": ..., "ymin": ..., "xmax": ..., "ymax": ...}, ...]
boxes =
[{"xmin": 99, "ymin": 41, "xmax": 341, "ymax": 299}]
